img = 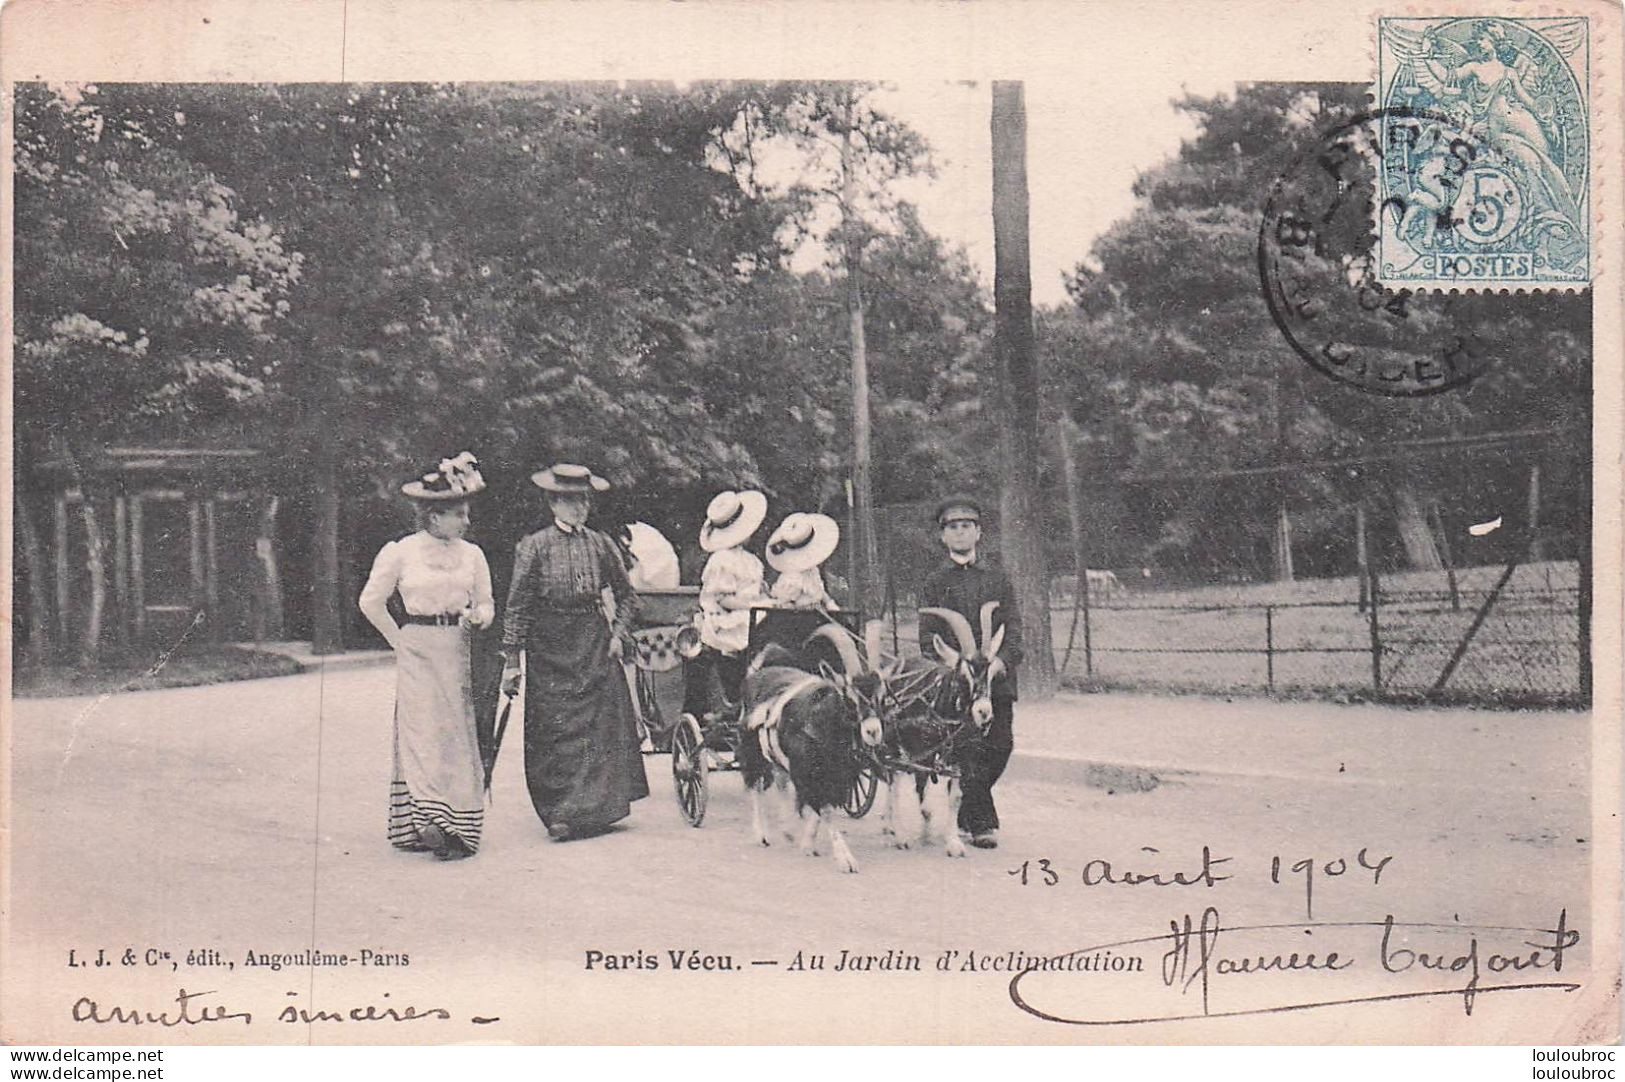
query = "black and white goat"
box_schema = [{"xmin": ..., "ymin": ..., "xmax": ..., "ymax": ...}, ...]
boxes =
[
  {"xmin": 881, "ymin": 602, "xmax": 1005, "ymax": 857},
  {"xmin": 737, "ymin": 633, "xmax": 885, "ymax": 874}
]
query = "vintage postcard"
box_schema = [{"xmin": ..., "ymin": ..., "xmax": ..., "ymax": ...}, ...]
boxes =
[{"xmin": 2, "ymin": 0, "xmax": 1620, "ymax": 1049}]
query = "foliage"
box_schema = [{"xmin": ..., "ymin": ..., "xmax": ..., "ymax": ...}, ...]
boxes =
[
  {"xmin": 13, "ymin": 83, "xmax": 301, "ymax": 456},
  {"xmin": 1046, "ymin": 82, "xmax": 1591, "ymax": 573}
]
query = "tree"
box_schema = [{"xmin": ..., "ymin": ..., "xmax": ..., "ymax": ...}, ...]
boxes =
[
  {"xmin": 1047, "ymin": 83, "xmax": 1589, "ymax": 577},
  {"xmin": 70, "ymin": 83, "xmax": 807, "ymax": 645},
  {"xmin": 715, "ymin": 82, "xmax": 933, "ymax": 612},
  {"xmin": 991, "ymin": 82, "xmax": 1055, "ymax": 695},
  {"xmin": 13, "ymin": 84, "xmax": 301, "ymax": 662}
]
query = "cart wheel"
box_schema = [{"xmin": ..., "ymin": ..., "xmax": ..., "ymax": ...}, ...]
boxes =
[
  {"xmin": 844, "ymin": 764, "xmax": 880, "ymax": 818},
  {"xmin": 671, "ymin": 714, "xmax": 708, "ymax": 827}
]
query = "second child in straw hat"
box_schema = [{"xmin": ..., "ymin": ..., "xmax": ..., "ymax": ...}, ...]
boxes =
[
  {"xmin": 683, "ymin": 490, "xmax": 768, "ymax": 719},
  {"xmin": 766, "ymin": 512, "xmax": 840, "ymax": 610}
]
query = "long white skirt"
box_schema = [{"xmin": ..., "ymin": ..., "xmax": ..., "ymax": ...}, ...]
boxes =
[{"xmin": 387, "ymin": 624, "xmax": 486, "ymax": 854}]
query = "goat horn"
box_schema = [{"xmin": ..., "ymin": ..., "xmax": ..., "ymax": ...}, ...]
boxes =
[
  {"xmin": 808, "ymin": 623, "xmax": 866, "ymax": 675},
  {"xmin": 920, "ymin": 607, "xmax": 977, "ymax": 658},
  {"xmin": 863, "ymin": 619, "xmax": 884, "ymax": 672},
  {"xmin": 979, "ymin": 601, "xmax": 1000, "ymax": 654}
]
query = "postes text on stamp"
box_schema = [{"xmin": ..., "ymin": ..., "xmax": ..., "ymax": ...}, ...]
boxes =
[{"xmin": 1376, "ymin": 16, "xmax": 1590, "ymax": 290}]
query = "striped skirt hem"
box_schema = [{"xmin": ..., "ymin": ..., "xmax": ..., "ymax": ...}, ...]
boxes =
[{"xmin": 388, "ymin": 780, "xmax": 484, "ymax": 854}]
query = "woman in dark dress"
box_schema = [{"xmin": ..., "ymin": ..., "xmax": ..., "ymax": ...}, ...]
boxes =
[{"xmin": 499, "ymin": 463, "xmax": 648, "ymax": 840}]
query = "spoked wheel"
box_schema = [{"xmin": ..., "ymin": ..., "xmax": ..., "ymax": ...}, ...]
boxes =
[
  {"xmin": 670, "ymin": 714, "xmax": 709, "ymax": 827},
  {"xmin": 844, "ymin": 763, "xmax": 881, "ymax": 818}
]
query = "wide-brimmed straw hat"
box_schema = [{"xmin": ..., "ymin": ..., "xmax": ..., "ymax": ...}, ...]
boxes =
[
  {"xmin": 765, "ymin": 512, "xmax": 840, "ymax": 573},
  {"xmin": 402, "ymin": 451, "xmax": 486, "ymax": 501},
  {"xmin": 700, "ymin": 489, "xmax": 768, "ymax": 552},
  {"xmin": 531, "ymin": 462, "xmax": 610, "ymax": 494}
]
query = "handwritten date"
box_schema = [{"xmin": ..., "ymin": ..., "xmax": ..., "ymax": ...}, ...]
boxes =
[{"xmin": 1009, "ymin": 847, "xmax": 1395, "ymax": 919}]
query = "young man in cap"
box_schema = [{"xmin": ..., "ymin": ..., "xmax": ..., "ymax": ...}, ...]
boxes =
[{"xmin": 918, "ymin": 495, "xmax": 1022, "ymax": 849}]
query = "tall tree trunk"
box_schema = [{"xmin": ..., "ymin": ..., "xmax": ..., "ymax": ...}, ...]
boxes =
[
  {"xmin": 254, "ymin": 495, "xmax": 287, "ymax": 641},
  {"xmin": 57, "ymin": 444, "xmax": 110, "ymax": 666},
  {"xmin": 14, "ymin": 487, "xmax": 55, "ymax": 667},
  {"xmin": 841, "ymin": 91, "xmax": 881, "ymax": 616},
  {"xmin": 991, "ymin": 81, "xmax": 1055, "ymax": 696},
  {"xmin": 311, "ymin": 434, "xmax": 344, "ymax": 655},
  {"xmin": 1269, "ymin": 363, "xmax": 1294, "ymax": 582},
  {"xmin": 77, "ymin": 495, "xmax": 109, "ymax": 667},
  {"xmin": 1393, "ymin": 481, "xmax": 1443, "ymax": 570}
]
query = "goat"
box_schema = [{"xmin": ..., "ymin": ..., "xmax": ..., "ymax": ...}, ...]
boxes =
[
  {"xmin": 1085, "ymin": 568, "xmax": 1124, "ymax": 595},
  {"xmin": 880, "ymin": 602, "xmax": 1005, "ymax": 857},
  {"xmin": 737, "ymin": 639, "xmax": 884, "ymax": 874}
]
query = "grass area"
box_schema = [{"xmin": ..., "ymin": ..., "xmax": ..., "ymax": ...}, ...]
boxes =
[
  {"xmin": 1049, "ymin": 560, "xmax": 1582, "ymax": 702},
  {"xmin": 12, "ymin": 644, "xmax": 305, "ymax": 699},
  {"xmin": 884, "ymin": 561, "xmax": 1583, "ymax": 705}
]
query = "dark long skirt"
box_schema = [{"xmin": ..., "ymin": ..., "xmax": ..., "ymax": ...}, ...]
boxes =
[{"xmin": 522, "ymin": 611, "xmax": 649, "ymax": 833}]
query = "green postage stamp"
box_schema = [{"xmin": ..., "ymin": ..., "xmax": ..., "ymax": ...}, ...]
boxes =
[{"xmin": 1376, "ymin": 16, "xmax": 1590, "ymax": 289}]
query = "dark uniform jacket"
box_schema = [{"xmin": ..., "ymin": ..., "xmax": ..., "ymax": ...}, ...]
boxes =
[{"xmin": 918, "ymin": 556, "xmax": 1023, "ymax": 701}]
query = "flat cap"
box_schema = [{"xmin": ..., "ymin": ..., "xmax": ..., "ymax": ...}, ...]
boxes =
[{"xmin": 934, "ymin": 495, "xmax": 983, "ymax": 525}]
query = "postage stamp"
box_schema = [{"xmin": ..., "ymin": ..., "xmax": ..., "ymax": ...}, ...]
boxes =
[
  {"xmin": 1375, "ymin": 16, "xmax": 1591, "ymax": 289},
  {"xmin": 1259, "ymin": 109, "xmax": 1501, "ymax": 396}
]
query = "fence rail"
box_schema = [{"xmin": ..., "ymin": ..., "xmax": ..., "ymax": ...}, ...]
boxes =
[{"xmin": 1044, "ymin": 563, "xmax": 1585, "ymax": 706}]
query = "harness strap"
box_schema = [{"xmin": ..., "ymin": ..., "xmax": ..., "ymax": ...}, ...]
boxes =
[{"xmin": 747, "ymin": 671, "xmax": 825, "ymax": 772}]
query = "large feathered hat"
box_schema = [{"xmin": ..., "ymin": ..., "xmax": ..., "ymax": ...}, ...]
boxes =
[{"xmin": 401, "ymin": 451, "xmax": 486, "ymax": 501}]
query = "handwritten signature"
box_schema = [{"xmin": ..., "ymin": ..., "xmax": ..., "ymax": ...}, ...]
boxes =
[
  {"xmin": 69, "ymin": 988, "xmax": 489, "ymax": 1026},
  {"xmin": 1008, "ymin": 908, "xmax": 1580, "ymax": 1024}
]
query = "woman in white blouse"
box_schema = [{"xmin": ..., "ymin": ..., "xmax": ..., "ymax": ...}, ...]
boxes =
[{"xmin": 358, "ymin": 452, "xmax": 494, "ymax": 861}]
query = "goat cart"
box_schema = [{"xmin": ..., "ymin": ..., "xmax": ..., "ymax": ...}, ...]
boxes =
[
  {"xmin": 625, "ymin": 586, "xmax": 700, "ymax": 756},
  {"xmin": 637, "ymin": 602, "xmax": 883, "ymax": 828}
]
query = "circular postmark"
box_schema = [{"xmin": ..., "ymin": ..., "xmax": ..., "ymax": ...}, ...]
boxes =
[{"xmin": 1258, "ymin": 108, "xmax": 1503, "ymax": 397}]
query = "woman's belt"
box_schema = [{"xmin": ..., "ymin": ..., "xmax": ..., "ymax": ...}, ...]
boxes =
[
  {"xmin": 533, "ymin": 600, "xmax": 603, "ymax": 615},
  {"xmin": 402, "ymin": 612, "xmax": 464, "ymax": 627}
]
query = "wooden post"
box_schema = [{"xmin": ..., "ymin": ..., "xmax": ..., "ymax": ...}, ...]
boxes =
[
  {"xmin": 1428, "ymin": 501, "xmax": 1460, "ymax": 611},
  {"xmin": 189, "ymin": 498, "xmax": 205, "ymax": 636},
  {"xmin": 1527, "ymin": 463, "xmax": 1544, "ymax": 562},
  {"xmin": 204, "ymin": 497, "xmax": 221, "ymax": 642},
  {"xmin": 1367, "ymin": 560, "xmax": 1383, "ymax": 690},
  {"xmin": 1273, "ymin": 502, "xmax": 1296, "ymax": 582},
  {"xmin": 54, "ymin": 494, "xmax": 70, "ymax": 643},
  {"xmin": 1579, "ymin": 486, "xmax": 1592, "ymax": 704},
  {"xmin": 1433, "ymin": 543, "xmax": 1528, "ymax": 694},
  {"xmin": 840, "ymin": 91, "xmax": 880, "ymax": 617},
  {"xmin": 130, "ymin": 496, "xmax": 146, "ymax": 639},
  {"xmin": 1355, "ymin": 503, "xmax": 1370, "ymax": 613},
  {"xmin": 991, "ymin": 79, "xmax": 1055, "ymax": 695},
  {"xmin": 1265, "ymin": 605, "xmax": 1275, "ymax": 692},
  {"xmin": 113, "ymin": 495, "xmax": 130, "ymax": 650},
  {"xmin": 1056, "ymin": 411, "xmax": 1090, "ymax": 677},
  {"xmin": 312, "ymin": 435, "xmax": 344, "ymax": 655}
]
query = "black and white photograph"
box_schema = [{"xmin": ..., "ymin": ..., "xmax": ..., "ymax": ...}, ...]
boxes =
[{"xmin": 2, "ymin": 0, "xmax": 1620, "ymax": 1055}]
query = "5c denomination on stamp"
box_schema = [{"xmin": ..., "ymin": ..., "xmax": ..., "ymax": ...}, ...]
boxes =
[
  {"xmin": 1259, "ymin": 109, "xmax": 1500, "ymax": 396},
  {"xmin": 1376, "ymin": 16, "xmax": 1590, "ymax": 289}
]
